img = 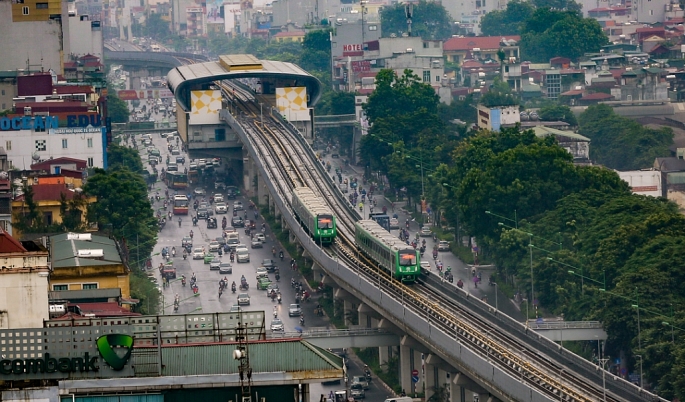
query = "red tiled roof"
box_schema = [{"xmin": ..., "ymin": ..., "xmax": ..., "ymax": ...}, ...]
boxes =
[
  {"xmin": 462, "ymin": 60, "xmax": 484, "ymax": 69},
  {"xmin": 53, "ymin": 86, "xmax": 94, "ymax": 95},
  {"xmin": 636, "ymin": 27, "xmax": 666, "ymax": 34},
  {"xmin": 0, "ymin": 228, "xmax": 28, "ymax": 253},
  {"xmin": 15, "ymin": 184, "xmax": 76, "ymax": 202},
  {"xmin": 30, "ymin": 157, "xmax": 87, "ymax": 170},
  {"xmin": 444, "ymin": 36, "xmax": 520, "ymax": 51},
  {"xmin": 54, "ymin": 302, "xmax": 141, "ymax": 318},
  {"xmin": 560, "ymin": 89, "xmax": 583, "ymax": 96},
  {"xmin": 581, "ymin": 92, "xmax": 613, "ymax": 100}
]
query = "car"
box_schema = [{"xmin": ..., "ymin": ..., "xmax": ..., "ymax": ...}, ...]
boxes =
[
  {"xmin": 189, "ymin": 163, "xmax": 198, "ymax": 171},
  {"xmin": 237, "ymin": 293, "xmax": 250, "ymax": 305},
  {"xmin": 171, "ymin": 148, "xmax": 180, "ymax": 155},
  {"xmin": 419, "ymin": 227, "xmax": 433, "ymax": 237},
  {"xmin": 214, "ymin": 194, "xmax": 224, "ymax": 203},
  {"xmin": 229, "ymin": 305, "xmax": 241, "ymax": 313},
  {"xmin": 261, "ymin": 259, "xmax": 277, "ymax": 272},
  {"xmin": 257, "ymin": 277, "xmax": 272, "ymax": 290},
  {"xmin": 251, "ymin": 238, "xmax": 263, "ymax": 248},
  {"xmin": 227, "ymin": 237, "xmax": 240, "ymax": 250},
  {"xmin": 199, "ymin": 202, "xmax": 209, "ymax": 210},
  {"xmin": 438, "ymin": 241, "xmax": 450, "ymax": 252},
  {"xmin": 270, "ymin": 318, "xmax": 284, "ymax": 332},
  {"xmin": 219, "ymin": 262, "xmax": 233, "ymax": 274},
  {"xmin": 350, "ymin": 383, "xmax": 365, "ymax": 399},
  {"xmin": 208, "ymin": 241, "xmax": 221, "ymax": 252},
  {"xmin": 198, "ymin": 159, "xmax": 206, "ymax": 168},
  {"xmin": 215, "ymin": 202, "xmax": 228, "ymax": 214},
  {"xmin": 237, "ymin": 248, "xmax": 250, "ymax": 263},
  {"xmin": 166, "ymin": 165, "xmax": 178, "ymax": 172},
  {"xmin": 389, "ymin": 218, "xmax": 399, "ymax": 229},
  {"xmin": 209, "ymin": 258, "xmax": 221, "ymax": 271},
  {"xmin": 226, "ymin": 186, "xmax": 240, "ymax": 197},
  {"xmin": 192, "ymin": 247, "xmax": 204, "ymax": 259},
  {"xmin": 215, "ymin": 181, "xmax": 227, "ymax": 191},
  {"xmin": 197, "ymin": 208, "xmax": 209, "ymax": 220},
  {"xmin": 193, "ymin": 188, "xmax": 206, "ymax": 196},
  {"xmin": 233, "ymin": 201, "xmax": 244, "ymax": 211},
  {"xmin": 204, "ymin": 253, "xmax": 215, "ymax": 264},
  {"xmin": 288, "ymin": 303, "xmax": 302, "ymax": 317},
  {"xmin": 176, "ymin": 156, "xmax": 185, "ymax": 164},
  {"xmin": 253, "ymin": 233, "xmax": 266, "ymax": 243},
  {"xmin": 215, "ymin": 237, "xmax": 226, "ymax": 246},
  {"xmin": 256, "ymin": 266, "xmax": 268, "ymax": 280},
  {"xmin": 351, "ymin": 376, "xmax": 370, "ymax": 390},
  {"xmin": 232, "ymin": 216, "xmax": 245, "ymax": 227},
  {"xmin": 207, "ymin": 217, "xmax": 217, "ymax": 229},
  {"xmin": 420, "ymin": 261, "xmax": 432, "ymax": 273},
  {"xmin": 182, "ymin": 236, "xmax": 193, "ymax": 247},
  {"xmin": 224, "ymin": 227, "xmax": 237, "ymax": 234}
]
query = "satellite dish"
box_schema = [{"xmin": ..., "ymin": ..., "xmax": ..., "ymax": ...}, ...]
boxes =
[
  {"xmin": 233, "ymin": 349, "xmax": 243, "ymax": 360},
  {"xmin": 0, "ymin": 172, "xmax": 8, "ymax": 180},
  {"xmin": 32, "ymin": 153, "xmax": 40, "ymax": 161}
]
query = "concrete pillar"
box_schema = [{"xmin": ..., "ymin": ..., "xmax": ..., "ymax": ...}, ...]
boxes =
[
  {"xmin": 343, "ymin": 299, "xmax": 352, "ymax": 326},
  {"xmin": 130, "ymin": 76, "xmax": 142, "ymax": 90},
  {"xmin": 256, "ymin": 174, "xmax": 269, "ymax": 207},
  {"xmin": 450, "ymin": 372, "xmax": 464, "ymax": 402},
  {"xmin": 400, "ymin": 345, "xmax": 412, "ymax": 396},
  {"xmin": 424, "ymin": 362, "xmax": 437, "ymax": 401},
  {"xmin": 379, "ymin": 346, "xmax": 390, "ymax": 367}
]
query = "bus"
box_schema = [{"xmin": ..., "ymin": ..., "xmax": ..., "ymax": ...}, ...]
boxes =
[
  {"xmin": 151, "ymin": 44, "xmax": 161, "ymax": 52},
  {"xmin": 166, "ymin": 172, "xmax": 188, "ymax": 190},
  {"xmin": 173, "ymin": 195, "xmax": 189, "ymax": 215}
]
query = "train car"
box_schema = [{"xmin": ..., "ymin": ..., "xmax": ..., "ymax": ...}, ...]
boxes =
[
  {"xmin": 355, "ymin": 220, "xmax": 420, "ymax": 283},
  {"xmin": 292, "ymin": 187, "xmax": 338, "ymax": 245}
]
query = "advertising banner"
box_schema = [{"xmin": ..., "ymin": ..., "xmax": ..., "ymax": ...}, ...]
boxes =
[
  {"xmin": 276, "ymin": 87, "xmax": 310, "ymax": 122},
  {"xmin": 190, "ymin": 90, "xmax": 222, "ymax": 124}
]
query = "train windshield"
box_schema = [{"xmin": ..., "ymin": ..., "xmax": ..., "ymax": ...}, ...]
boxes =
[
  {"xmin": 318, "ymin": 215, "xmax": 334, "ymax": 229},
  {"xmin": 399, "ymin": 250, "xmax": 417, "ymax": 266}
]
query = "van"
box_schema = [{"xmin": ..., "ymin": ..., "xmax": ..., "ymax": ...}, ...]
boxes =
[{"xmin": 384, "ymin": 398, "xmax": 413, "ymax": 402}]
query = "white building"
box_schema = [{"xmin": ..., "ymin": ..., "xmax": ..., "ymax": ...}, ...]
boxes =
[
  {"xmin": 476, "ymin": 104, "xmax": 520, "ymax": 131},
  {"xmin": 618, "ymin": 170, "xmax": 662, "ymax": 197},
  {"xmin": 0, "ymin": 125, "xmax": 105, "ymax": 170},
  {"xmin": 0, "ymin": 230, "xmax": 50, "ymax": 329}
]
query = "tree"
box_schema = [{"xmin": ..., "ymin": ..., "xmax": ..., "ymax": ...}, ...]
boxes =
[
  {"xmin": 108, "ymin": 143, "xmax": 144, "ymax": 174},
  {"xmin": 144, "ymin": 13, "xmax": 172, "ymax": 43},
  {"xmin": 380, "ymin": 0, "xmax": 453, "ymax": 40},
  {"xmin": 480, "ymin": 77, "xmax": 518, "ymax": 107},
  {"xmin": 108, "ymin": 92, "xmax": 130, "ymax": 123},
  {"xmin": 520, "ymin": 10, "xmax": 608, "ymax": 61},
  {"xmin": 480, "ymin": 0, "xmax": 534, "ymax": 36},
  {"xmin": 531, "ymin": 0, "xmax": 582, "ymax": 12},
  {"xmin": 538, "ymin": 104, "xmax": 577, "ymax": 126},
  {"xmin": 578, "ymin": 104, "xmax": 673, "ymax": 169}
]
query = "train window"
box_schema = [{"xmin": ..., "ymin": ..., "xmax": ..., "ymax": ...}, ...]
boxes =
[{"xmin": 399, "ymin": 251, "xmax": 417, "ymax": 266}]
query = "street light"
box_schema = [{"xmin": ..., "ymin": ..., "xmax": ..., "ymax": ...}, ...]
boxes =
[
  {"xmin": 633, "ymin": 288, "xmax": 642, "ymax": 353},
  {"xmin": 485, "ymin": 209, "xmax": 517, "ymax": 229},
  {"xmin": 493, "ymin": 282, "xmax": 498, "ymax": 312}
]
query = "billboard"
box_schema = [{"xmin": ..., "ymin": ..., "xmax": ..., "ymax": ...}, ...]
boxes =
[
  {"xmin": 223, "ymin": 2, "xmax": 241, "ymax": 33},
  {"xmin": 119, "ymin": 89, "xmax": 174, "ymax": 100},
  {"xmin": 190, "ymin": 90, "xmax": 222, "ymax": 124},
  {"xmin": 276, "ymin": 87, "xmax": 310, "ymax": 122},
  {"xmin": 207, "ymin": 0, "xmax": 224, "ymax": 23}
]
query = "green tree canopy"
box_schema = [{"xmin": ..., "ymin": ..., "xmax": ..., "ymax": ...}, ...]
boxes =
[
  {"xmin": 520, "ymin": 9, "xmax": 608, "ymax": 61},
  {"xmin": 380, "ymin": 0, "xmax": 453, "ymax": 40},
  {"xmin": 108, "ymin": 143, "xmax": 144, "ymax": 173},
  {"xmin": 480, "ymin": 0, "xmax": 534, "ymax": 36},
  {"xmin": 578, "ymin": 104, "xmax": 673, "ymax": 169},
  {"xmin": 108, "ymin": 92, "xmax": 130, "ymax": 123},
  {"xmin": 480, "ymin": 78, "xmax": 518, "ymax": 107},
  {"xmin": 538, "ymin": 104, "xmax": 577, "ymax": 126}
]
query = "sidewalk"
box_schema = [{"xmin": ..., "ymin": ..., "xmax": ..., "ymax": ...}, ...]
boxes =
[{"xmin": 322, "ymin": 156, "xmax": 525, "ymax": 322}]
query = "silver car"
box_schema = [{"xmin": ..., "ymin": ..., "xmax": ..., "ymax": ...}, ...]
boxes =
[
  {"xmin": 270, "ymin": 318, "xmax": 284, "ymax": 332},
  {"xmin": 237, "ymin": 293, "xmax": 250, "ymax": 305}
]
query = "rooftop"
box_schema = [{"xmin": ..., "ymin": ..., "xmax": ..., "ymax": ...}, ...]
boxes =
[
  {"xmin": 14, "ymin": 184, "xmax": 78, "ymax": 202},
  {"xmin": 50, "ymin": 232, "xmax": 123, "ymax": 268},
  {"xmin": 273, "ymin": 31, "xmax": 305, "ymax": 38},
  {"xmin": 0, "ymin": 228, "xmax": 28, "ymax": 253},
  {"xmin": 533, "ymin": 126, "xmax": 590, "ymax": 142},
  {"xmin": 443, "ymin": 36, "xmax": 520, "ymax": 51},
  {"xmin": 581, "ymin": 92, "xmax": 614, "ymax": 100}
]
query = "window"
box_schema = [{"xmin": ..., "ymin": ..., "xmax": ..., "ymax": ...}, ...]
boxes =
[
  {"xmin": 43, "ymin": 211, "xmax": 53, "ymax": 225},
  {"xmin": 87, "ymin": 138, "xmax": 93, "ymax": 148},
  {"xmin": 35, "ymin": 139, "xmax": 46, "ymax": 151},
  {"xmin": 650, "ymin": 9, "xmax": 653, "ymax": 14},
  {"xmin": 436, "ymin": 75, "xmax": 440, "ymax": 82},
  {"xmin": 36, "ymin": 2, "xmax": 48, "ymax": 8},
  {"xmin": 368, "ymin": 25, "xmax": 377, "ymax": 31},
  {"xmin": 423, "ymin": 70, "xmax": 431, "ymax": 82},
  {"xmin": 5, "ymin": 141, "xmax": 10, "ymax": 151},
  {"xmin": 87, "ymin": 157, "xmax": 94, "ymax": 167},
  {"xmin": 61, "ymin": 139, "xmax": 68, "ymax": 148},
  {"xmin": 1, "ymin": 90, "xmax": 4, "ymax": 95},
  {"xmin": 82, "ymin": 283, "xmax": 98, "ymax": 290},
  {"xmin": 53, "ymin": 284, "xmax": 68, "ymax": 291},
  {"xmin": 22, "ymin": 6, "xmax": 29, "ymax": 14}
]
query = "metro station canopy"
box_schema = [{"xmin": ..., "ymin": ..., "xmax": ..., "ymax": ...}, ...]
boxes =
[{"xmin": 167, "ymin": 54, "xmax": 322, "ymax": 112}]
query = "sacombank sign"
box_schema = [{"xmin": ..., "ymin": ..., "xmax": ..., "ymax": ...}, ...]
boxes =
[{"xmin": 0, "ymin": 114, "xmax": 102, "ymax": 131}]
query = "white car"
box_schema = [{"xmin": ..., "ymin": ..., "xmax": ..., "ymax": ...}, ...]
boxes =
[
  {"xmin": 215, "ymin": 202, "xmax": 228, "ymax": 214},
  {"xmin": 208, "ymin": 241, "xmax": 221, "ymax": 252},
  {"xmin": 389, "ymin": 218, "xmax": 399, "ymax": 229},
  {"xmin": 233, "ymin": 201, "xmax": 244, "ymax": 211},
  {"xmin": 237, "ymin": 248, "xmax": 250, "ymax": 263},
  {"xmin": 214, "ymin": 194, "xmax": 224, "ymax": 203},
  {"xmin": 192, "ymin": 247, "xmax": 204, "ymax": 259},
  {"xmin": 253, "ymin": 233, "xmax": 266, "ymax": 243}
]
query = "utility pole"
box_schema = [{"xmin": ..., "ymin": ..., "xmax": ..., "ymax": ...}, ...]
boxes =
[{"xmin": 405, "ymin": 3, "xmax": 413, "ymax": 37}]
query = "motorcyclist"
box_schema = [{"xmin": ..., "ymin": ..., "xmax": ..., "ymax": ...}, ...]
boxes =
[
  {"xmin": 178, "ymin": 217, "xmax": 182, "ymax": 227},
  {"xmin": 232, "ymin": 281, "xmax": 236, "ymax": 292},
  {"xmin": 190, "ymin": 230, "xmax": 194, "ymax": 238},
  {"xmin": 279, "ymin": 250, "xmax": 284, "ymax": 260},
  {"xmin": 171, "ymin": 247, "xmax": 176, "ymax": 257}
]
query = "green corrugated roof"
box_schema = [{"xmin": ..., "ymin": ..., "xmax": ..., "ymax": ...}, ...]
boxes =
[
  {"xmin": 533, "ymin": 126, "xmax": 590, "ymax": 142},
  {"xmin": 50, "ymin": 233, "xmax": 123, "ymax": 268},
  {"xmin": 156, "ymin": 340, "xmax": 343, "ymax": 377}
]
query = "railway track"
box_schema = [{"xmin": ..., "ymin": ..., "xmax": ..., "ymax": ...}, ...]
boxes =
[{"xmin": 217, "ymin": 81, "xmax": 633, "ymax": 402}]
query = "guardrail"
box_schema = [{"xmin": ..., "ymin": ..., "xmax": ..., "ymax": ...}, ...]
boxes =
[
  {"xmin": 527, "ymin": 320, "xmax": 604, "ymax": 330},
  {"xmin": 267, "ymin": 327, "xmax": 392, "ymax": 340},
  {"xmin": 315, "ymin": 114, "xmax": 357, "ymax": 123}
]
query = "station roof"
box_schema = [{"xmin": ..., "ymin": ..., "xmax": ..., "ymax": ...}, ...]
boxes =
[{"xmin": 167, "ymin": 54, "xmax": 322, "ymax": 112}]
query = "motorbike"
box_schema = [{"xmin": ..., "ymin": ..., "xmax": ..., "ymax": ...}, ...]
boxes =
[
  {"xmin": 240, "ymin": 281, "xmax": 249, "ymax": 291},
  {"xmin": 279, "ymin": 251, "xmax": 284, "ymax": 261},
  {"xmin": 189, "ymin": 230, "xmax": 194, "ymax": 239},
  {"xmin": 172, "ymin": 249, "xmax": 176, "ymax": 258},
  {"xmin": 218, "ymin": 288, "xmax": 223, "ymax": 299},
  {"xmin": 270, "ymin": 292, "xmax": 277, "ymax": 302},
  {"xmin": 173, "ymin": 302, "xmax": 179, "ymax": 313},
  {"xmin": 181, "ymin": 277, "xmax": 186, "ymax": 287},
  {"xmin": 277, "ymin": 293, "xmax": 282, "ymax": 304},
  {"xmin": 183, "ymin": 252, "xmax": 187, "ymax": 260},
  {"xmin": 193, "ymin": 217, "xmax": 197, "ymax": 226},
  {"xmin": 364, "ymin": 370, "xmax": 372, "ymax": 382},
  {"xmin": 192, "ymin": 284, "xmax": 199, "ymax": 294},
  {"xmin": 275, "ymin": 272, "xmax": 280, "ymax": 282},
  {"xmin": 299, "ymin": 316, "xmax": 305, "ymax": 326},
  {"xmin": 178, "ymin": 219, "xmax": 182, "ymax": 228},
  {"xmin": 232, "ymin": 284, "xmax": 236, "ymax": 294},
  {"xmin": 291, "ymin": 278, "xmax": 296, "ymax": 288},
  {"xmin": 457, "ymin": 279, "xmax": 464, "ymax": 289}
]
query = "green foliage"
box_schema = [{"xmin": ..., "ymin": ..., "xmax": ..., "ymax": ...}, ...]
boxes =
[
  {"xmin": 108, "ymin": 91, "xmax": 130, "ymax": 123},
  {"xmin": 130, "ymin": 268, "xmax": 159, "ymax": 315},
  {"xmin": 143, "ymin": 13, "xmax": 172, "ymax": 43},
  {"xmin": 380, "ymin": 0, "xmax": 453, "ymax": 40},
  {"xmin": 520, "ymin": 9, "xmax": 608, "ymax": 61},
  {"xmin": 317, "ymin": 91, "xmax": 356, "ymax": 115},
  {"xmin": 531, "ymin": 0, "xmax": 582, "ymax": 11},
  {"xmin": 538, "ymin": 103, "xmax": 577, "ymax": 126},
  {"xmin": 480, "ymin": 78, "xmax": 518, "ymax": 107},
  {"xmin": 438, "ymin": 94, "xmax": 477, "ymax": 124},
  {"xmin": 578, "ymin": 104, "xmax": 673, "ymax": 169},
  {"xmin": 480, "ymin": 0, "xmax": 534, "ymax": 36},
  {"xmin": 107, "ymin": 143, "xmax": 145, "ymax": 174}
]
